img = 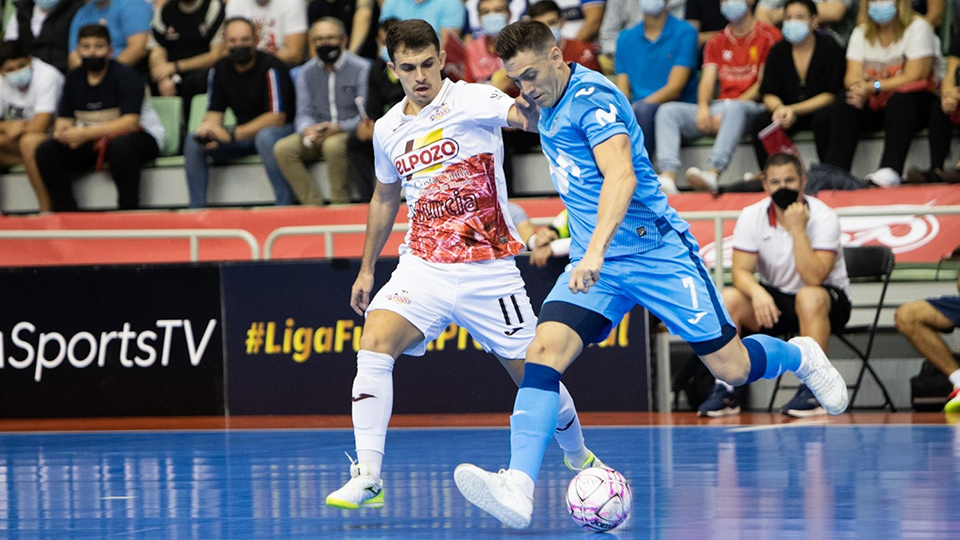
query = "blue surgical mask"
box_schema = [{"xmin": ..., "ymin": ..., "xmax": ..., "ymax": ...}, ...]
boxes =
[
  {"xmin": 480, "ymin": 12, "xmax": 509, "ymax": 36},
  {"xmin": 640, "ymin": 0, "xmax": 665, "ymax": 14},
  {"xmin": 379, "ymin": 46, "xmax": 390, "ymax": 63},
  {"xmin": 868, "ymin": 1, "xmax": 897, "ymax": 24},
  {"xmin": 720, "ymin": 0, "xmax": 748, "ymax": 21},
  {"xmin": 549, "ymin": 25, "xmax": 562, "ymax": 42},
  {"xmin": 781, "ymin": 20, "xmax": 810, "ymax": 43},
  {"xmin": 5, "ymin": 66, "xmax": 31, "ymax": 88},
  {"xmin": 34, "ymin": 0, "xmax": 59, "ymax": 10}
]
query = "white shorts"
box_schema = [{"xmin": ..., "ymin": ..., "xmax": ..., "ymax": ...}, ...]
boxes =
[{"xmin": 366, "ymin": 255, "xmax": 536, "ymax": 358}]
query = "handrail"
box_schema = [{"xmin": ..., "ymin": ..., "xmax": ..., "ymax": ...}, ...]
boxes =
[{"xmin": 0, "ymin": 228, "xmax": 260, "ymax": 261}]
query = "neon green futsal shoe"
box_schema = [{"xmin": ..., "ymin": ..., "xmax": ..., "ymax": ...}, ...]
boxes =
[
  {"xmin": 325, "ymin": 457, "xmax": 385, "ymax": 509},
  {"xmin": 944, "ymin": 387, "xmax": 960, "ymax": 414},
  {"xmin": 564, "ymin": 450, "xmax": 606, "ymax": 472}
]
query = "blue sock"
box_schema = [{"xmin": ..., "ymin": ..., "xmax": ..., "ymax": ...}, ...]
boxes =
[
  {"xmin": 508, "ymin": 363, "xmax": 562, "ymax": 483},
  {"xmin": 743, "ymin": 334, "xmax": 802, "ymax": 384}
]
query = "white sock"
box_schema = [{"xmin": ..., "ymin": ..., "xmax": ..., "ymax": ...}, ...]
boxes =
[
  {"xmin": 507, "ymin": 469, "xmax": 536, "ymax": 499},
  {"xmin": 949, "ymin": 369, "xmax": 960, "ymax": 389},
  {"xmin": 555, "ymin": 382, "xmax": 588, "ymax": 464},
  {"xmin": 717, "ymin": 379, "xmax": 735, "ymax": 392},
  {"xmin": 352, "ymin": 350, "xmax": 395, "ymax": 480}
]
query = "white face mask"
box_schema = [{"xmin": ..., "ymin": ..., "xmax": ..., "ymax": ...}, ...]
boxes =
[
  {"xmin": 4, "ymin": 65, "xmax": 31, "ymax": 88},
  {"xmin": 640, "ymin": 0, "xmax": 665, "ymax": 14}
]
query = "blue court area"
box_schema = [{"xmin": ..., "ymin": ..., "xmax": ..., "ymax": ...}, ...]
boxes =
[{"xmin": 1, "ymin": 425, "xmax": 958, "ymax": 539}]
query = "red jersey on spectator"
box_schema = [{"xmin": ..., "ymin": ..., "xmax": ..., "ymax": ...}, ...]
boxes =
[
  {"xmin": 464, "ymin": 35, "xmax": 503, "ymax": 84},
  {"xmin": 703, "ymin": 21, "xmax": 780, "ymax": 100},
  {"xmin": 561, "ymin": 38, "xmax": 601, "ymax": 72}
]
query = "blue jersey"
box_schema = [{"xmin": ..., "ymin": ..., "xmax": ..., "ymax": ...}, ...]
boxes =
[{"xmin": 537, "ymin": 64, "xmax": 689, "ymax": 260}]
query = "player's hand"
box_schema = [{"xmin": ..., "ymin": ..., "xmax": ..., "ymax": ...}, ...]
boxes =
[
  {"xmin": 569, "ymin": 254, "xmax": 603, "ymax": 294},
  {"xmin": 781, "ymin": 201, "xmax": 809, "ymax": 234},
  {"xmin": 534, "ymin": 227, "xmax": 559, "ymax": 247},
  {"xmin": 529, "ymin": 245, "xmax": 553, "ymax": 267},
  {"xmin": 514, "ymin": 94, "xmax": 540, "ymax": 133},
  {"xmin": 356, "ymin": 118, "xmax": 374, "ymax": 142},
  {"xmin": 752, "ymin": 289, "xmax": 780, "ymax": 329},
  {"xmin": 350, "ymin": 270, "xmax": 375, "ymax": 316}
]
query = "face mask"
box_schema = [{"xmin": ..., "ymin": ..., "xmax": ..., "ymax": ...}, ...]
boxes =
[
  {"xmin": 34, "ymin": 0, "xmax": 59, "ymax": 10},
  {"xmin": 771, "ymin": 187, "xmax": 800, "ymax": 209},
  {"xmin": 640, "ymin": 0, "xmax": 665, "ymax": 14},
  {"xmin": 549, "ymin": 25, "xmax": 562, "ymax": 42},
  {"xmin": 5, "ymin": 65, "xmax": 32, "ymax": 88},
  {"xmin": 316, "ymin": 44, "xmax": 342, "ymax": 64},
  {"xmin": 379, "ymin": 46, "xmax": 390, "ymax": 63},
  {"xmin": 868, "ymin": 1, "xmax": 897, "ymax": 24},
  {"xmin": 228, "ymin": 46, "xmax": 254, "ymax": 65},
  {"xmin": 82, "ymin": 56, "xmax": 107, "ymax": 72},
  {"xmin": 781, "ymin": 19, "xmax": 810, "ymax": 43},
  {"xmin": 720, "ymin": 0, "xmax": 748, "ymax": 21},
  {"xmin": 480, "ymin": 12, "xmax": 509, "ymax": 36}
]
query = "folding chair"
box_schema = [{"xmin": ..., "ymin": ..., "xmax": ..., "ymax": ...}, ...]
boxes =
[{"xmin": 767, "ymin": 245, "xmax": 897, "ymax": 412}]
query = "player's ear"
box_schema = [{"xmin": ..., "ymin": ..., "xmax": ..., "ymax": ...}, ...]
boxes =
[{"xmin": 439, "ymin": 49, "xmax": 447, "ymax": 70}]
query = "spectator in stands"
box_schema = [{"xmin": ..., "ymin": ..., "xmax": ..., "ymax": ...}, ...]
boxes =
[
  {"xmin": 755, "ymin": 0, "xmax": 857, "ymax": 46},
  {"xmin": 751, "ymin": 0, "xmax": 843, "ymax": 166},
  {"xmin": 686, "ymin": 0, "xmax": 727, "ymax": 46},
  {"xmin": 67, "ymin": 0, "xmax": 152, "ymax": 71},
  {"xmin": 308, "ymin": 0, "xmax": 378, "ymax": 59},
  {"xmin": 148, "ymin": 0, "xmax": 226, "ymax": 112},
  {"xmin": 0, "ymin": 41, "xmax": 64, "ymax": 212},
  {"xmin": 823, "ymin": 0, "xmax": 938, "ymax": 187},
  {"xmin": 35, "ymin": 25, "xmax": 165, "ymax": 211},
  {"xmin": 911, "ymin": 0, "xmax": 945, "ymax": 27},
  {"xmin": 346, "ymin": 18, "xmax": 405, "ymax": 199},
  {"xmin": 528, "ymin": 1, "xmax": 601, "ymax": 71},
  {"xmin": 700, "ymin": 153, "xmax": 851, "ymax": 417},
  {"xmin": 273, "ymin": 18, "xmax": 369, "ymax": 205},
  {"xmin": 895, "ymin": 274, "xmax": 960, "ymax": 413},
  {"xmin": 225, "ymin": 0, "xmax": 307, "ymax": 66},
  {"xmin": 379, "ymin": 0, "xmax": 466, "ymax": 45},
  {"xmin": 552, "ymin": 0, "xmax": 606, "ymax": 43},
  {"xmin": 654, "ymin": 0, "xmax": 779, "ymax": 194},
  {"xmin": 184, "ymin": 17, "xmax": 296, "ymax": 208},
  {"xmin": 614, "ymin": 0, "xmax": 698, "ymax": 158},
  {"xmin": 4, "ymin": 0, "xmax": 82, "ymax": 73},
  {"xmin": 597, "ymin": 0, "xmax": 683, "ymax": 56},
  {"xmin": 464, "ymin": 0, "xmax": 515, "ymax": 92},
  {"xmin": 908, "ymin": 26, "xmax": 960, "ymax": 184},
  {"xmin": 464, "ymin": 0, "xmax": 526, "ymax": 41}
]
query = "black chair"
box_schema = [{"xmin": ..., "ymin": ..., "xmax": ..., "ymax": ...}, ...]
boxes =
[{"xmin": 767, "ymin": 245, "xmax": 897, "ymax": 412}]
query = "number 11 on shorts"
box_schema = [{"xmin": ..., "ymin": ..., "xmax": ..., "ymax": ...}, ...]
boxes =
[{"xmin": 682, "ymin": 277, "xmax": 708, "ymax": 325}]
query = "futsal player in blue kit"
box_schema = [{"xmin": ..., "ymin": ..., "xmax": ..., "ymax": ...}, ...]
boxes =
[{"xmin": 453, "ymin": 20, "xmax": 851, "ymax": 529}]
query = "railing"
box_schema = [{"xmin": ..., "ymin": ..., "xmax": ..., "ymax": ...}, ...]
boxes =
[{"xmin": 0, "ymin": 229, "xmax": 260, "ymax": 261}]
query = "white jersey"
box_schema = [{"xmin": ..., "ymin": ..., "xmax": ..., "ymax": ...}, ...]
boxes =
[
  {"xmin": 0, "ymin": 57, "xmax": 64, "ymax": 121},
  {"xmin": 224, "ymin": 0, "xmax": 306, "ymax": 55},
  {"xmin": 732, "ymin": 195, "xmax": 850, "ymax": 298},
  {"xmin": 373, "ymin": 79, "xmax": 524, "ymax": 264}
]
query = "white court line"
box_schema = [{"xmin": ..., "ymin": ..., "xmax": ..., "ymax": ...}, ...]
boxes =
[
  {"xmin": 727, "ymin": 420, "xmax": 830, "ymax": 433},
  {"xmin": 100, "ymin": 496, "xmax": 135, "ymax": 500}
]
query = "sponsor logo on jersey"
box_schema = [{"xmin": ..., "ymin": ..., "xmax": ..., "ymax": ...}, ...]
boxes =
[
  {"xmin": 504, "ymin": 327, "xmax": 523, "ymax": 336},
  {"xmin": 429, "ymin": 103, "xmax": 451, "ymax": 122},
  {"xmin": 595, "ymin": 104, "xmax": 616, "ymax": 127},
  {"xmin": 688, "ymin": 312, "xmax": 708, "ymax": 324},
  {"xmin": 351, "ymin": 393, "xmax": 376, "ymax": 402},
  {"xmin": 386, "ymin": 289, "xmax": 412, "ymax": 304},
  {"xmin": 575, "ymin": 86, "xmax": 595, "ymax": 98},
  {"xmin": 394, "ymin": 138, "xmax": 460, "ymax": 176},
  {"xmin": 412, "ymin": 189, "xmax": 479, "ymax": 221}
]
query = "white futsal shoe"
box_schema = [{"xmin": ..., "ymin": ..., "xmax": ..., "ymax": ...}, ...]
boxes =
[
  {"xmin": 790, "ymin": 336, "xmax": 849, "ymax": 415},
  {"xmin": 325, "ymin": 460, "xmax": 385, "ymax": 509},
  {"xmin": 454, "ymin": 464, "xmax": 533, "ymax": 529}
]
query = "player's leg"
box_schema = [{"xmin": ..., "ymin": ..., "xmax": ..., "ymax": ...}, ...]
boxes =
[
  {"xmin": 699, "ymin": 287, "xmax": 762, "ymax": 417},
  {"xmin": 895, "ymin": 297, "xmax": 960, "ymax": 411}
]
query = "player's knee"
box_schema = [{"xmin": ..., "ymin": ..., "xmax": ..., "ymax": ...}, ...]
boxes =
[
  {"xmin": 894, "ymin": 301, "xmax": 923, "ymax": 332},
  {"xmin": 525, "ymin": 338, "xmax": 568, "ymax": 372},
  {"xmin": 795, "ymin": 287, "xmax": 829, "ymax": 320}
]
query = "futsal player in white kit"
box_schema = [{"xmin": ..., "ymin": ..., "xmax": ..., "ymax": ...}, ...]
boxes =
[{"xmin": 325, "ymin": 19, "xmax": 604, "ymax": 510}]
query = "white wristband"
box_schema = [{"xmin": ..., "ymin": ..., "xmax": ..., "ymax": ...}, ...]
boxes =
[{"xmin": 526, "ymin": 234, "xmax": 539, "ymax": 251}]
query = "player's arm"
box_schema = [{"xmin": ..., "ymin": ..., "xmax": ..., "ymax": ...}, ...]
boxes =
[
  {"xmin": 506, "ymin": 95, "xmax": 539, "ymax": 132},
  {"xmin": 352, "ymin": 172, "xmax": 403, "ymax": 315},
  {"xmin": 731, "ymin": 249, "xmax": 779, "ymax": 328},
  {"xmin": 784, "ymin": 208, "xmax": 836, "ymax": 286},
  {"xmin": 569, "ymin": 133, "xmax": 636, "ymax": 293}
]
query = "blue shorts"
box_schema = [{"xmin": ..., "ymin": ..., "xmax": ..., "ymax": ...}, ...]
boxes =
[
  {"xmin": 927, "ymin": 295, "xmax": 960, "ymax": 328},
  {"xmin": 542, "ymin": 221, "xmax": 737, "ymax": 355}
]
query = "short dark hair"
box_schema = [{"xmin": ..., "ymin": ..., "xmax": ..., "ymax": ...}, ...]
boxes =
[
  {"xmin": 477, "ymin": 0, "xmax": 508, "ymax": 11},
  {"xmin": 527, "ymin": 0, "xmax": 562, "ymax": 19},
  {"xmin": 495, "ymin": 20, "xmax": 554, "ymax": 62},
  {"xmin": 386, "ymin": 19, "xmax": 440, "ymax": 62},
  {"xmin": 223, "ymin": 16, "xmax": 257, "ymax": 37},
  {"xmin": 764, "ymin": 152, "xmax": 804, "ymax": 177},
  {"xmin": 380, "ymin": 17, "xmax": 400, "ymax": 36},
  {"xmin": 78, "ymin": 24, "xmax": 111, "ymax": 45},
  {"xmin": 0, "ymin": 41, "xmax": 29, "ymax": 66},
  {"xmin": 783, "ymin": 0, "xmax": 818, "ymax": 16}
]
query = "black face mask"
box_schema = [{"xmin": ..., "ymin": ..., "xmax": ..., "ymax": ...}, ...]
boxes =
[
  {"xmin": 316, "ymin": 44, "xmax": 341, "ymax": 64},
  {"xmin": 82, "ymin": 56, "xmax": 107, "ymax": 73},
  {"xmin": 771, "ymin": 187, "xmax": 800, "ymax": 209},
  {"xmin": 229, "ymin": 46, "xmax": 254, "ymax": 65}
]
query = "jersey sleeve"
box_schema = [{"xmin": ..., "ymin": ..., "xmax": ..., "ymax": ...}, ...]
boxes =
[
  {"xmin": 33, "ymin": 68, "xmax": 65, "ymax": 115},
  {"xmin": 373, "ymin": 124, "xmax": 399, "ymax": 184},
  {"xmin": 571, "ymin": 83, "xmax": 630, "ymax": 149},
  {"xmin": 459, "ymin": 83, "xmax": 512, "ymax": 127},
  {"xmin": 731, "ymin": 207, "xmax": 760, "ymax": 252},
  {"xmin": 808, "ymin": 204, "xmax": 842, "ymax": 252}
]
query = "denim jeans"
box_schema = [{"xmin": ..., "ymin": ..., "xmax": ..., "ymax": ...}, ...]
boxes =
[
  {"xmin": 631, "ymin": 101, "xmax": 659, "ymax": 158},
  {"xmin": 184, "ymin": 124, "xmax": 295, "ymax": 208},
  {"xmin": 654, "ymin": 99, "xmax": 765, "ymax": 174}
]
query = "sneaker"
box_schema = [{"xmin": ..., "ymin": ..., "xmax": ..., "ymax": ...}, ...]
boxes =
[
  {"xmin": 697, "ymin": 383, "xmax": 741, "ymax": 417},
  {"xmin": 865, "ymin": 167, "xmax": 901, "ymax": 188},
  {"xmin": 780, "ymin": 384, "xmax": 827, "ymax": 418},
  {"xmin": 325, "ymin": 459, "xmax": 385, "ymax": 509},
  {"xmin": 564, "ymin": 450, "xmax": 606, "ymax": 471},
  {"xmin": 454, "ymin": 464, "xmax": 533, "ymax": 529},
  {"xmin": 944, "ymin": 386, "xmax": 960, "ymax": 413},
  {"xmin": 658, "ymin": 174, "xmax": 679, "ymax": 195},
  {"xmin": 685, "ymin": 167, "xmax": 719, "ymax": 192},
  {"xmin": 790, "ymin": 336, "xmax": 849, "ymax": 415}
]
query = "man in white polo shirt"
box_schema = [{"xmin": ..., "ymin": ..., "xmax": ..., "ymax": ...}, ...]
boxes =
[{"xmin": 699, "ymin": 152, "xmax": 851, "ymax": 418}]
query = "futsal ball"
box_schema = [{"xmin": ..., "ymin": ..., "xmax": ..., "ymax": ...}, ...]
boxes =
[{"xmin": 566, "ymin": 467, "xmax": 632, "ymax": 532}]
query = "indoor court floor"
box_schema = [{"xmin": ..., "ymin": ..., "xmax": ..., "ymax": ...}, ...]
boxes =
[{"xmin": 1, "ymin": 415, "xmax": 958, "ymax": 539}]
